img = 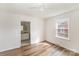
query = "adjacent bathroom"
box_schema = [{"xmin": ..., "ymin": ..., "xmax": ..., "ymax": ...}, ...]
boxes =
[{"xmin": 21, "ymin": 21, "xmax": 30, "ymax": 46}]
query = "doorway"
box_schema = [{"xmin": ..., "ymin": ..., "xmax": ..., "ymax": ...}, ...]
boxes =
[{"xmin": 21, "ymin": 21, "xmax": 30, "ymax": 46}]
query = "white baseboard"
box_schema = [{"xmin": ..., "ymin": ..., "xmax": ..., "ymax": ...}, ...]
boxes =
[
  {"xmin": 0, "ymin": 45, "xmax": 21, "ymax": 52},
  {"xmin": 46, "ymin": 40, "xmax": 79, "ymax": 54}
]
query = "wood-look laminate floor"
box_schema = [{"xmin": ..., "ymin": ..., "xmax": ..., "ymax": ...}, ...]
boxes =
[{"xmin": 0, "ymin": 41, "xmax": 79, "ymax": 56}]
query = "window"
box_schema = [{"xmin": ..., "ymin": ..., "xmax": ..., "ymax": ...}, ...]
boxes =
[{"xmin": 56, "ymin": 17, "xmax": 69, "ymax": 40}]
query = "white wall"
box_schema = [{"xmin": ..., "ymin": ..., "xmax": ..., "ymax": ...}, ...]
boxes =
[
  {"xmin": 20, "ymin": 15, "xmax": 45, "ymax": 44},
  {"xmin": 0, "ymin": 12, "xmax": 45, "ymax": 52},
  {"xmin": 45, "ymin": 9, "xmax": 79, "ymax": 53}
]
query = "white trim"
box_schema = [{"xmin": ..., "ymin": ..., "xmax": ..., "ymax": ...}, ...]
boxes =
[{"xmin": 56, "ymin": 35, "xmax": 69, "ymax": 40}]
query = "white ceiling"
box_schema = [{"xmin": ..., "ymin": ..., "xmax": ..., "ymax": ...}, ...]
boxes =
[{"xmin": 0, "ymin": 3, "xmax": 79, "ymax": 18}]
